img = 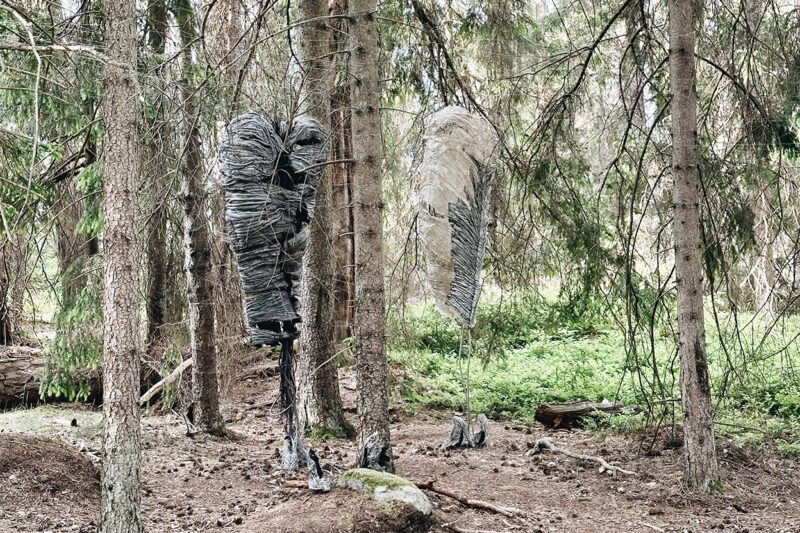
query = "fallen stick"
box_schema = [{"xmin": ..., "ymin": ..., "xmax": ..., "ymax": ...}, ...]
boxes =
[
  {"xmin": 415, "ymin": 480, "xmax": 524, "ymax": 519},
  {"xmin": 527, "ymin": 437, "xmax": 635, "ymax": 476},
  {"xmin": 140, "ymin": 358, "xmax": 192, "ymax": 405},
  {"xmin": 638, "ymin": 522, "xmax": 665, "ymax": 532},
  {"xmin": 284, "ymin": 480, "xmax": 308, "ymax": 488},
  {"xmin": 443, "ymin": 524, "xmax": 512, "ymax": 533}
]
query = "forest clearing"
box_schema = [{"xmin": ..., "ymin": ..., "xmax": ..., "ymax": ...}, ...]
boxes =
[
  {"xmin": 3, "ymin": 337, "xmax": 800, "ymax": 533},
  {"xmin": 1, "ymin": 0, "xmax": 800, "ymax": 531}
]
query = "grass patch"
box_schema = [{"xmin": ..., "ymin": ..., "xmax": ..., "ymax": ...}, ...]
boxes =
[
  {"xmin": 0, "ymin": 404, "xmax": 103, "ymax": 444},
  {"xmin": 388, "ymin": 296, "xmax": 800, "ymax": 457}
]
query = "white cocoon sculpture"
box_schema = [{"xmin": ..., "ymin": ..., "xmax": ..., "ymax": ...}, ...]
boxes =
[{"xmin": 415, "ymin": 106, "xmax": 498, "ymax": 327}]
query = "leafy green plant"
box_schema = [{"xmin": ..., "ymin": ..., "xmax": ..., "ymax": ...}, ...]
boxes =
[{"xmin": 41, "ymin": 263, "xmax": 103, "ymax": 402}]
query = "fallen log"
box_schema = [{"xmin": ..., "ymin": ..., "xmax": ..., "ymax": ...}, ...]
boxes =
[
  {"xmin": 140, "ymin": 357, "xmax": 193, "ymax": 405},
  {"xmin": 0, "ymin": 345, "xmax": 103, "ymax": 408},
  {"xmin": 0, "ymin": 346, "xmax": 43, "ymax": 407},
  {"xmin": 534, "ymin": 400, "xmax": 634, "ymax": 428}
]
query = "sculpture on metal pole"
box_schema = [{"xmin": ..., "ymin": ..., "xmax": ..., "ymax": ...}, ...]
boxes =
[
  {"xmin": 219, "ymin": 112, "xmax": 329, "ymax": 491},
  {"xmin": 414, "ymin": 105, "xmax": 498, "ymax": 448}
]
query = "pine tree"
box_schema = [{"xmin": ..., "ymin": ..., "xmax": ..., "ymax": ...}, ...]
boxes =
[
  {"xmin": 669, "ymin": 0, "xmax": 720, "ymax": 492},
  {"xmin": 296, "ymin": 0, "xmax": 351, "ymax": 438},
  {"xmin": 174, "ymin": 0, "xmax": 225, "ymax": 436},
  {"xmin": 100, "ymin": 0, "xmax": 142, "ymax": 528},
  {"xmin": 350, "ymin": 0, "xmax": 393, "ymax": 470}
]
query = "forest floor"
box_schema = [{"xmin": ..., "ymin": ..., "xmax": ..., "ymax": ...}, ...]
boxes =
[{"xmin": 1, "ymin": 352, "xmax": 800, "ymax": 533}]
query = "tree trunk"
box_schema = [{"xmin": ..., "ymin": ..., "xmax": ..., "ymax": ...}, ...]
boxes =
[
  {"xmin": 211, "ymin": 0, "xmax": 248, "ymax": 356},
  {"xmin": 330, "ymin": 0, "xmax": 356, "ymax": 342},
  {"xmin": 145, "ymin": 144, "xmax": 168, "ymax": 345},
  {"xmin": 100, "ymin": 0, "xmax": 142, "ymax": 528},
  {"xmin": 296, "ymin": 0, "xmax": 351, "ymax": 439},
  {"xmin": 0, "ymin": 233, "xmax": 26, "ymax": 344},
  {"xmin": 145, "ymin": 0, "xmax": 168, "ymax": 346},
  {"xmin": 55, "ymin": 178, "xmax": 89, "ymax": 303},
  {"xmin": 622, "ymin": 1, "xmax": 646, "ymax": 129},
  {"xmin": 9, "ymin": 233, "xmax": 25, "ymax": 326},
  {"xmin": 669, "ymin": 0, "xmax": 720, "ymax": 492},
  {"xmin": 350, "ymin": 0, "xmax": 393, "ymax": 470},
  {"xmin": 0, "ymin": 248, "xmax": 11, "ymax": 345},
  {"xmin": 751, "ymin": 182, "xmax": 774, "ymax": 313},
  {"xmin": 741, "ymin": 0, "xmax": 774, "ymax": 314},
  {"xmin": 175, "ymin": 0, "xmax": 225, "ymax": 436}
]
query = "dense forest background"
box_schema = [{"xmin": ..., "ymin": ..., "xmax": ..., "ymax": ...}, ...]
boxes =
[{"xmin": 1, "ymin": 0, "xmax": 800, "ymax": 530}]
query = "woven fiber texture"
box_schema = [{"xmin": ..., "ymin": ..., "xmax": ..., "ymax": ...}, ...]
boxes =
[
  {"xmin": 415, "ymin": 106, "xmax": 498, "ymax": 327},
  {"xmin": 220, "ymin": 112, "xmax": 328, "ymax": 346}
]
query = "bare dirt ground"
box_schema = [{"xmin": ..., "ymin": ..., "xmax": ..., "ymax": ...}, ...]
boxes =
[{"xmin": 2, "ymin": 355, "xmax": 800, "ymax": 533}]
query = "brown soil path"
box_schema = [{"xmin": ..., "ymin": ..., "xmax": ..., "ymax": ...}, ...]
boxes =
[{"xmin": 2, "ymin": 366, "xmax": 800, "ymax": 532}]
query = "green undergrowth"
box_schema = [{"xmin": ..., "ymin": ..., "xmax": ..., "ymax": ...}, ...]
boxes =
[
  {"xmin": 388, "ymin": 294, "xmax": 800, "ymax": 456},
  {"xmin": 390, "ymin": 330, "xmax": 634, "ymax": 423}
]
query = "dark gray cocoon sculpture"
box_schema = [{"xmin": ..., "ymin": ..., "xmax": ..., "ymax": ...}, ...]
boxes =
[
  {"xmin": 220, "ymin": 112, "xmax": 327, "ymax": 346},
  {"xmin": 219, "ymin": 112, "xmax": 330, "ymax": 490}
]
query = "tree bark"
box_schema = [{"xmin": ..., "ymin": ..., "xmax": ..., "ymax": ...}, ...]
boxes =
[
  {"xmin": 350, "ymin": 0, "xmax": 393, "ymax": 470},
  {"xmin": 0, "ymin": 250, "xmax": 11, "ymax": 344},
  {"xmin": 0, "ymin": 233, "xmax": 26, "ymax": 337},
  {"xmin": 751, "ymin": 182, "xmax": 774, "ymax": 313},
  {"xmin": 55, "ymin": 178, "xmax": 90, "ymax": 303},
  {"xmin": 741, "ymin": 0, "xmax": 775, "ymax": 314},
  {"xmin": 211, "ymin": 0, "xmax": 248, "ymax": 353},
  {"xmin": 100, "ymin": 0, "xmax": 142, "ymax": 528},
  {"xmin": 145, "ymin": 0, "xmax": 168, "ymax": 346},
  {"xmin": 175, "ymin": 0, "xmax": 225, "ymax": 436},
  {"xmin": 0, "ymin": 234, "xmax": 23, "ymax": 344},
  {"xmin": 9, "ymin": 233, "xmax": 25, "ymax": 327},
  {"xmin": 0, "ymin": 347, "xmax": 43, "ymax": 407},
  {"xmin": 669, "ymin": 0, "xmax": 720, "ymax": 492},
  {"xmin": 330, "ymin": 0, "xmax": 356, "ymax": 342},
  {"xmin": 296, "ymin": 0, "xmax": 351, "ymax": 438}
]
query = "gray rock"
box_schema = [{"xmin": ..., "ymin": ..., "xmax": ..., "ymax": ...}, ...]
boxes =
[{"xmin": 337, "ymin": 468, "xmax": 432, "ymax": 516}]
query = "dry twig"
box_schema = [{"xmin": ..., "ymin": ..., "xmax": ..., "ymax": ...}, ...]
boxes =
[
  {"xmin": 527, "ymin": 437, "xmax": 635, "ymax": 476},
  {"xmin": 416, "ymin": 480, "xmax": 525, "ymax": 519}
]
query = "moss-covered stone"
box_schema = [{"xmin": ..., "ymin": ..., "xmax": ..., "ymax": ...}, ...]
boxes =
[{"xmin": 338, "ymin": 468, "xmax": 432, "ymax": 516}]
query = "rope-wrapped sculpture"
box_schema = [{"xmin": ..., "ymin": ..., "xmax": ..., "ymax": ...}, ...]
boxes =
[
  {"xmin": 414, "ymin": 106, "xmax": 498, "ymax": 448},
  {"xmin": 219, "ymin": 112, "xmax": 329, "ymax": 491}
]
